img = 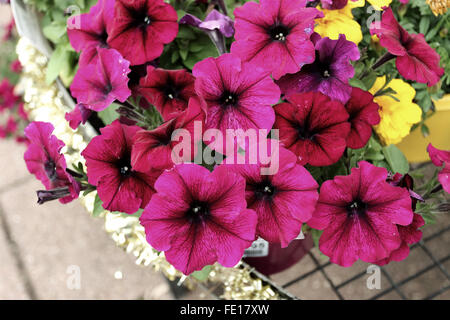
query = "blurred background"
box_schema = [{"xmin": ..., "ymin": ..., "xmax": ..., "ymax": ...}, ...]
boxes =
[{"xmin": 1, "ymin": 3, "xmax": 449, "ymax": 300}]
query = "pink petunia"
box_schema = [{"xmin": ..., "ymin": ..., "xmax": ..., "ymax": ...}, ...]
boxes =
[
  {"xmin": 274, "ymin": 92, "xmax": 350, "ymax": 167},
  {"xmin": 136, "ymin": 66, "xmax": 196, "ymax": 121},
  {"xmin": 82, "ymin": 120, "xmax": 160, "ymax": 214},
  {"xmin": 0, "ymin": 79, "xmax": 20, "ymax": 111},
  {"xmin": 131, "ymin": 96, "xmax": 206, "ymax": 172},
  {"xmin": 65, "ymin": 104, "xmax": 93, "ymax": 130},
  {"xmin": 224, "ymin": 143, "xmax": 319, "ymax": 247},
  {"xmin": 370, "ymin": 8, "xmax": 444, "ymax": 86},
  {"xmin": 231, "ymin": 0, "xmax": 321, "ymax": 80},
  {"xmin": 376, "ymin": 213, "xmax": 424, "ymax": 266},
  {"xmin": 140, "ymin": 163, "xmax": 258, "ymax": 274},
  {"xmin": 308, "ymin": 161, "xmax": 414, "ymax": 267},
  {"xmin": 24, "ymin": 122, "xmax": 80, "ymax": 204},
  {"xmin": 70, "ymin": 48, "xmax": 131, "ymax": 112},
  {"xmin": 192, "ymin": 54, "xmax": 280, "ymax": 154},
  {"xmin": 10, "ymin": 60, "xmax": 22, "ymax": 73},
  {"xmin": 344, "ymin": 87, "xmax": 380, "ymax": 149},
  {"xmin": 67, "ymin": 0, "xmax": 115, "ymax": 66},
  {"xmin": 5, "ymin": 116, "xmax": 17, "ymax": 134},
  {"xmin": 427, "ymin": 144, "xmax": 450, "ymax": 194},
  {"xmin": 107, "ymin": 0, "xmax": 179, "ymax": 66},
  {"xmin": 276, "ymin": 34, "xmax": 360, "ymax": 104}
]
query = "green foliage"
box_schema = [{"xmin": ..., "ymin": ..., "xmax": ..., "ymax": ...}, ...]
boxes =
[
  {"xmin": 382, "ymin": 144, "xmax": 410, "ymax": 174},
  {"xmin": 24, "ymin": 0, "xmax": 97, "ymax": 84},
  {"xmin": 159, "ymin": 25, "xmax": 220, "ymax": 71},
  {"xmin": 97, "ymin": 104, "xmax": 120, "ymax": 125},
  {"xmin": 92, "ymin": 193, "xmax": 143, "ymax": 218},
  {"xmin": 191, "ymin": 265, "xmax": 213, "ymax": 282}
]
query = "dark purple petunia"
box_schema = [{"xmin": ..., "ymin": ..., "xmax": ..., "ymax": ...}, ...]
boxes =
[{"xmin": 276, "ymin": 33, "xmax": 360, "ymax": 104}]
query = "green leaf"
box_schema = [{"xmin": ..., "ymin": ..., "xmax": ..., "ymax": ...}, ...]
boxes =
[
  {"xmin": 98, "ymin": 103, "xmax": 120, "ymax": 125},
  {"xmin": 348, "ymin": 77, "xmax": 367, "ymax": 91},
  {"xmin": 191, "ymin": 265, "xmax": 212, "ymax": 282},
  {"xmin": 310, "ymin": 229, "xmax": 323, "ymax": 249},
  {"xmin": 93, "ymin": 193, "xmax": 104, "ymax": 217},
  {"xmin": 46, "ymin": 45, "xmax": 70, "ymax": 84},
  {"xmin": 421, "ymin": 124, "xmax": 430, "ymax": 137},
  {"xmin": 382, "ymin": 145, "xmax": 409, "ymax": 174},
  {"xmin": 419, "ymin": 16, "xmax": 430, "ymax": 35},
  {"xmin": 43, "ymin": 20, "xmax": 67, "ymax": 44}
]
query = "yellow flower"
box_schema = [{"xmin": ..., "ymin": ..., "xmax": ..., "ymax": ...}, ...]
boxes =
[
  {"xmin": 315, "ymin": 3, "xmax": 363, "ymax": 45},
  {"xmin": 367, "ymin": 0, "xmax": 393, "ymax": 11},
  {"xmin": 369, "ymin": 76, "xmax": 422, "ymax": 145}
]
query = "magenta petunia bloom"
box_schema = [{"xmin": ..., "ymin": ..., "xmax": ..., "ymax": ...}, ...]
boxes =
[
  {"xmin": 24, "ymin": 122, "xmax": 80, "ymax": 204},
  {"xmin": 136, "ymin": 66, "xmax": 196, "ymax": 121},
  {"xmin": 276, "ymin": 34, "xmax": 360, "ymax": 104},
  {"xmin": 308, "ymin": 161, "xmax": 414, "ymax": 267},
  {"xmin": 82, "ymin": 120, "xmax": 159, "ymax": 214},
  {"xmin": 70, "ymin": 48, "xmax": 131, "ymax": 112},
  {"xmin": 192, "ymin": 54, "xmax": 280, "ymax": 153},
  {"xmin": 225, "ymin": 144, "xmax": 319, "ymax": 247},
  {"xmin": 231, "ymin": 0, "xmax": 320, "ymax": 80},
  {"xmin": 344, "ymin": 87, "xmax": 380, "ymax": 149},
  {"xmin": 370, "ymin": 8, "xmax": 444, "ymax": 86},
  {"xmin": 427, "ymin": 144, "xmax": 450, "ymax": 194},
  {"xmin": 376, "ymin": 213, "xmax": 424, "ymax": 266},
  {"xmin": 65, "ymin": 103, "xmax": 93, "ymax": 130},
  {"xmin": 274, "ymin": 92, "xmax": 350, "ymax": 167},
  {"xmin": 0, "ymin": 79, "xmax": 20, "ymax": 111},
  {"xmin": 131, "ymin": 97, "xmax": 205, "ymax": 172},
  {"xmin": 67, "ymin": 0, "xmax": 115, "ymax": 66},
  {"xmin": 10, "ymin": 60, "xmax": 22, "ymax": 73},
  {"xmin": 140, "ymin": 164, "xmax": 258, "ymax": 274},
  {"xmin": 320, "ymin": 0, "xmax": 348, "ymax": 9},
  {"xmin": 107, "ymin": 0, "xmax": 179, "ymax": 66}
]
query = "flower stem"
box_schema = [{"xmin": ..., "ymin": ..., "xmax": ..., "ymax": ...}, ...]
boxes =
[
  {"xmin": 359, "ymin": 52, "xmax": 395, "ymax": 80},
  {"xmin": 216, "ymin": 0, "xmax": 228, "ymax": 16}
]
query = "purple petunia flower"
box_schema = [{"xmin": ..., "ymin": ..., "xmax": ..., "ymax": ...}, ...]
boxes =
[
  {"xmin": 276, "ymin": 33, "xmax": 360, "ymax": 104},
  {"xmin": 180, "ymin": 9, "xmax": 234, "ymax": 55},
  {"xmin": 180, "ymin": 9, "xmax": 234, "ymax": 38}
]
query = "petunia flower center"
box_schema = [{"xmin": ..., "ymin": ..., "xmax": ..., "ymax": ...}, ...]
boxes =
[
  {"xmin": 268, "ymin": 24, "xmax": 290, "ymax": 42},
  {"xmin": 98, "ymin": 31, "xmax": 109, "ymax": 47},
  {"xmin": 297, "ymin": 125, "xmax": 314, "ymax": 140},
  {"xmin": 346, "ymin": 199, "xmax": 367, "ymax": 217},
  {"xmin": 144, "ymin": 16, "xmax": 151, "ymax": 25},
  {"xmin": 187, "ymin": 201, "xmax": 210, "ymax": 223},
  {"xmin": 163, "ymin": 85, "xmax": 179, "ymax": 100},
  {"xmin": 255, "ymin": 180, "xmax": 276, "ymax": 199},
  {"xmin": 44, "ymin": 159, "xmax": 57, "ymax": 181},
  {"xmin": 117, "ymin": 157, "xmax": 133, "ymax": 177},
  {"xmin": 220, "ymin": 91, "xmax": 239, "ymax": 107}
]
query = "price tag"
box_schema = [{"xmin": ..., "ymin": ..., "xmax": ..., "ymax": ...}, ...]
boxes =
[{"xmin": 243, "ymin": 238, "xmax": 269, "ymax": 258}]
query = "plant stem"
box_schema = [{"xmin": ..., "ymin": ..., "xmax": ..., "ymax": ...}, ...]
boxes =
[{"xmin": 359, "ymin": 52, "xmax": 396, "ymax": 80}]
